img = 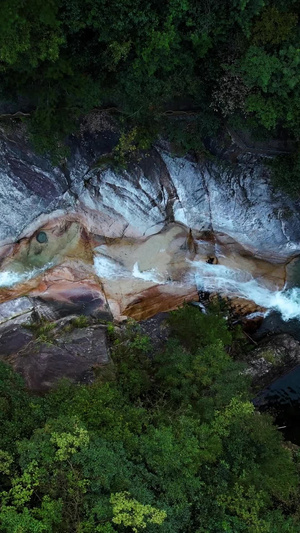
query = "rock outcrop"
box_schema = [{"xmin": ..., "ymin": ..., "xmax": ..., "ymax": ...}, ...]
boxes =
[
  {"xmin": 0, "ymin": 314, "xmax": 110, "ymax": 391},
  {"xmin": 0, "ymin": 114, "xmax": 299, "ymax": 322}
]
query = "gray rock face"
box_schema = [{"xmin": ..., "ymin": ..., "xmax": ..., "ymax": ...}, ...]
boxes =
[
  {"xmin": 0, "ymin": 122, "xmax": 299, "ymax": 258},
  {"xmin": 78, "ymin": 148, "xmax": 300, "ymax": 255},
  {"xmin": 0, "ymin": 297, "xmax": 33, "ymax": 324},
  {"xmin": 0, "ymin": 122, "xmax": 119, "ymax": 244},
  {"xmin": 0, "ymin": 137, "xmax": 71, "ymax": 244},
  {"xmin": 0, "ymin": 319, "xmax": 110, "ymax": 391},
  {"xmin": 158, "ymin": 151, "xmax": 300, "ymax": 259}
]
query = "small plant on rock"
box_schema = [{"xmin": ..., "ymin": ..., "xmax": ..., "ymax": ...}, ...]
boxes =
[{"xmin": 71, "ymin": 315, "xmax": 89, "ymax": 328}]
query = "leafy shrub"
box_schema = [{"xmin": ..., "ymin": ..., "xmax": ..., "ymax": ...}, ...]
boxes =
[
  {"xmin": 0, "ymin": 300, "xmax": 299, "ymax": 531},
  {"xmin": 270, "ymin": 151, "xmax": 300, "ymax": 196}
]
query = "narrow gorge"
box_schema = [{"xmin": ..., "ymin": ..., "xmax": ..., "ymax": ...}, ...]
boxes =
[{"xmin": 0, "ymin": 116, "xmax": 300, "ymax": 326}]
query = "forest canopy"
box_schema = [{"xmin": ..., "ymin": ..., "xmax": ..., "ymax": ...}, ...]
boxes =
[
  {"xmin": 0, "ymin": 306, "xmax": 300, "ymax": 532},
  {"xmin": 0, "ymin": 0, "xmax": 300, "ymax": 162}
]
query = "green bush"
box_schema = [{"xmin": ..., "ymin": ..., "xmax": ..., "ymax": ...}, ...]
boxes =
[
  {"xmin": 0, "ymin": 307, "xmax": 299, "ymax": 532},
  {"xmin": 1, "ymin": 0, "xmax": 300, "ymax": 167},
  {"xmin": 270, "ymin": 151, "xmax": 300, "ymax": 196}
]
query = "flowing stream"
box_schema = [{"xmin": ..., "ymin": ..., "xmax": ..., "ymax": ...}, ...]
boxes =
[
  {"xmin": 188, "ymin": 261, "xmax": 300, "ymax": 321},
  {"xmin": 0, "ymin": 262, "xmax": 54, "ymax": 288},
  {"xmin": 93, "ymin": 253, "xmax": 300, "ymax": 322},
  {"xmin": 1, "ymin": 253, "xmax": 300, "ymax": 321}
]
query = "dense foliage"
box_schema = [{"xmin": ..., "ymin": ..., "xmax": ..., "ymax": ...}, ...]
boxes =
[
  {"xmin": 1, "ymin": 306, "xmax": 300, "ymax": 532},
  {"xmin": 0, "ymin": 0, "xmax": 300, "ymax": 178}
]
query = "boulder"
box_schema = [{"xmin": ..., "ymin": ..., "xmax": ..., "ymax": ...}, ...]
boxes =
[
  {"xmin": 0, "ymin": 322, "xmax": 33, "ymax": 357},
  {"xmin": 0, "ymin": 317, "xmax": 110, "ymax": 391}
]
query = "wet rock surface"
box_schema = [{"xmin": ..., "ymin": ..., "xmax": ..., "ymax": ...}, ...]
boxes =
[{"xmin": 254, "ymin": 310, "xmax": 300, "ymax": 342}]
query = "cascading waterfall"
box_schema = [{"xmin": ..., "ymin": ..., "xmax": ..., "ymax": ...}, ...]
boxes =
[
  {"xmin": 132, "ymin": 262, "xmax": 164, "ymax": 284},
  {"xmin": 1, "ymin": 253, "xmax": 300, "ymax": 322},
  {"xmin": 188, "ymin": 260, "xmax": 300, "ymax": 321},
  {"xmin": 93, "ymin": 255, "xmax": 129, "ymax": 280},
  {"xmin": 94, "ymin": 255, "xmax": 165, "ymax": 284},
  {"xmin": 94, "ymin": 254, "xmax": 300, "ymax": 321}
]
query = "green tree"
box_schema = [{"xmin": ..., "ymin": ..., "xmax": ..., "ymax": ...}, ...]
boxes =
[{"xmin": 1, "ymin": 307, "xmax": 300, "ymax": 532}]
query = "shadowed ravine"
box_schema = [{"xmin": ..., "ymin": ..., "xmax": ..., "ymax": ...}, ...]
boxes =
[{"xmin": 0, "ymin": 119, "xmax": 300, "ymax": 322}]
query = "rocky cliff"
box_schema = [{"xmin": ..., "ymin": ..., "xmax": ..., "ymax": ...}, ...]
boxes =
[{"xmin": 0, "ymin": 114, "xmax": 300, "ymax": 324}]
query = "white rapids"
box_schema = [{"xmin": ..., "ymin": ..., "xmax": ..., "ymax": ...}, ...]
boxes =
[
  {"xmin": 2, "ymin": 253, "xmax": 299, "ymax": 322},
  {"xmin": 188, "ymin": 260, "xmax": 300, "ymax": 322},
  {"xmin": 0, "ymin": 263, "xmax": 54, "ymax": 288},
  {"xmin": 94, "ymin": 256, "xmax": 165, "ymax": 284}
]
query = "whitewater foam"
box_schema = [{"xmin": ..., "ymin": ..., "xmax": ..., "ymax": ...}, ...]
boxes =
[
  {"xmin": 132, "ymin": 262, "xmax": 164, "ymax": 284},
  {"xmin": 94, "ymin": 256, "xmax": 165, "ymax": 284},
  {"xmin": 0, "ymin": 262, "xmax": 54, "ymax": 288},
  {"xmin": 188, "ymin": 260, "xmax": 300, "ymax": 321},
  {"xmin": 94, "ymin": 255, "xmax": 129, "ymax": 280}
]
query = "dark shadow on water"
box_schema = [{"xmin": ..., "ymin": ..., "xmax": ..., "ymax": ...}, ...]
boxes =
[
  {"xmin": 252, "ymin": 309, "xmax": 300, "ymax": 443},
  {"xmin": 254, "ymin": 363, "xmax": 300, "ymax": 444},
  {"xmin": 254, "ymin": 310, "xmax": 300, "ymax": 341}
]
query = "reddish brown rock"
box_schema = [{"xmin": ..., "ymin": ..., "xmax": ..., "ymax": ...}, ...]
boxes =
[{"xmin": 122, "ymin": 284, "xmax": 199, "ymax": 321}]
